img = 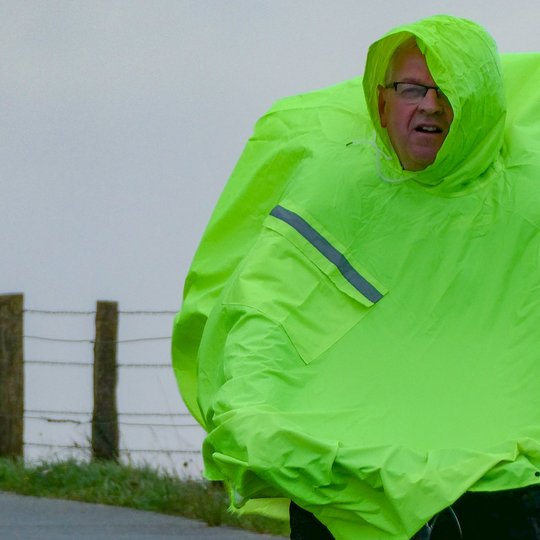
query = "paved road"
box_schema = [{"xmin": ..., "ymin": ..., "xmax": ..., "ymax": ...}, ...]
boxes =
[{"xmin": 0, "ymin": 492, "xmax": 287, "ymax": 540}]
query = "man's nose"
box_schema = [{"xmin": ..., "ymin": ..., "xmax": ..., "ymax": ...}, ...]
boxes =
[{"xmin": 419, "ymin": 88, "xmax": 443, "ymax": 114}]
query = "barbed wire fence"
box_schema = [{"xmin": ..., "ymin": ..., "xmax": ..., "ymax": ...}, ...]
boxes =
[{"xmin": 0, "ymin": 294, "xmax": 204, "ymax": 477}]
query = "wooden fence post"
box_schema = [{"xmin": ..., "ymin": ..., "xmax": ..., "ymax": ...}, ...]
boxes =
[
  {"xmin": 0, "ymin": 293, "xmax": 24, "ymax": 459},
  {"xmin": 92, "ymin": 300, "xmax": 119, "ymax": 461}
]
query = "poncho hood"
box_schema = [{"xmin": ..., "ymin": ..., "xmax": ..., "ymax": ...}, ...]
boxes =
[{"xmin": 363, "ymin": 15, "xmax": 506, "ymax": 192}]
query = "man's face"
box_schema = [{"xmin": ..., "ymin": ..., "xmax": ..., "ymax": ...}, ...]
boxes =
[{"xmin": 378, "ymin": 44, "xmax": 453, "ymax": 171}]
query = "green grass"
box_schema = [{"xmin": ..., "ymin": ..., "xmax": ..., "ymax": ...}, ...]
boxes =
[{"xmin": 0, "ymin": 458, "xmax": 288, "ymax": 537}]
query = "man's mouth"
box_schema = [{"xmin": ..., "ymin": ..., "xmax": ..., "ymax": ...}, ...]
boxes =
[{"xmin": 414, "ymin": 124, "xmax": 443, "ymax": 133}]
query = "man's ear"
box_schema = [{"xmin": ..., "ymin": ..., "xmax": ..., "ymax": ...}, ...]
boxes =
[{"xmin": 377, "ymin": 85, "xmax": 387, "ymax": 128}]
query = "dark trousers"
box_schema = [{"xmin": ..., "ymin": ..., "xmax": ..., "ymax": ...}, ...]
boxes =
[
  {"xmin": 289, "ymin": 484, "xmax": 540, "ymax": 539},
  {"xmin": 289, "ymin": 501, "xmax": 334, "ymax": 540}
]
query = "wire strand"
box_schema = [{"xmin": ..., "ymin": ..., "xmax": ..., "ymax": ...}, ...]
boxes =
[
  {"xmin": 23, "ymin": 335, "xmax": 171, "ymax": 344},
  {"xmin": 25, "ymin": 360, "xmax": 93, "ymax": 367},
  {"xmin": 25, "ymin": 359, "xmax": 171, "ymax": 368},
  {"xmin": 24, "ymin": 442, "xmax": 200, "ymax": 454},
  {"xmin": 24, "ymin": 309, "xmax": 178, "ymax": 316},
  {"xmin": 24, "ymin": 335, "xmax": 93, "ymax": 343},
  {"xmin": 23, "ymin": 409, "xmax": 193, "ymax": 418},
  {"xmin": 24, "ymin": 309, "xmax": 96, "ymax": 316},
  {"xmin": 24, "ymin": 415, "xmax": 199, "ymax": 428}
]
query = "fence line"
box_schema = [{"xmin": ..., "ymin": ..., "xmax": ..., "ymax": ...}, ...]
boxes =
[{"xmin": 0, "ymin": 295, "xmax": 203, "ymax": 472}]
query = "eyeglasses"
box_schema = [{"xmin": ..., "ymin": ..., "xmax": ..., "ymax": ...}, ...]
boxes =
[{"xmin": 385, "ymin": 82, "xmax": 450, "ymax": 105}]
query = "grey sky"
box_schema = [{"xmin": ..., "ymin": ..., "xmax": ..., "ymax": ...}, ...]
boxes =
[
  {"xmin": 3, "ymin": 1, "xmax": 539, "ymax": 311},
  {"xmin": 1, "ymin": 1, "xmax": 538, "ymax": 467}
]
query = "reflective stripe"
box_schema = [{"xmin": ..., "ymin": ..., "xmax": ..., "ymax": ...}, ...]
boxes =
[{"xmin": 270, "ymin": 205, "xmax": 384, "ymax": 303}]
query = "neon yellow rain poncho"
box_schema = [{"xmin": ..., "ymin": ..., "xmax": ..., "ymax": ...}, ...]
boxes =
[{"xmin": 172, "ymin": 15, "xmax": 540, "ymax": 539}]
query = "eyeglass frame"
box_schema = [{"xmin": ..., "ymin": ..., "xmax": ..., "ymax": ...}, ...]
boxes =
[{"xmin": 384, "ymin": 81, "xmax": 450, "ymax": 104}]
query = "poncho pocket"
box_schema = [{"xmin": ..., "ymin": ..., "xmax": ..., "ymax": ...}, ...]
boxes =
[{"xmin": 261, "ymin": 204, "xmax": 388, "ymax": 364}]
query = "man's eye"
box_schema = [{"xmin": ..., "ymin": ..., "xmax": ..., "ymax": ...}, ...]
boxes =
[{"xmin": 399, "ymin": 85, "xmax": 424, "ymax": 98}]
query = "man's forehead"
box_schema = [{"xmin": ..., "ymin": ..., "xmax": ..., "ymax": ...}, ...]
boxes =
[{"xmin": 387, "ymin": 40, "xmax": 435, "ymax": 83}]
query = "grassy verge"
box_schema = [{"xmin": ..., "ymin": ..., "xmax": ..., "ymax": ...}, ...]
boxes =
[{"xmin": 0, "ymin": 458, "xmax": 288, "ymax": 537}]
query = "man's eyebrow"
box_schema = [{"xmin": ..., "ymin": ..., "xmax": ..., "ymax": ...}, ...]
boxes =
[{"xmin": 396, "ymin": 77, "xmax": 437, "ymax": 86}]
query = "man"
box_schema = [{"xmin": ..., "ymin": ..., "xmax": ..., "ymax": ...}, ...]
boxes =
[{"xmin": 173, "ymin": 15, "xmax": 540, "ymax": 540}]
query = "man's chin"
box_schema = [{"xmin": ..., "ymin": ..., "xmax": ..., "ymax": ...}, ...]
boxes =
[
  {"xmin": 402, "ymin": 156, "xmax": 436, "ymax": 171},
  {"xmin": 402, "ymin": 146, "xmax": 441, "ymax": 171}
]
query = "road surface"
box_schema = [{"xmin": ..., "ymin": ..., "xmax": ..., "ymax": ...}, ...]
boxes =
[{"xmin": 0, "ymin": 491, "xmax": 287, "ymax": 540}]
